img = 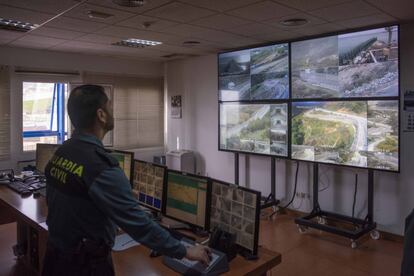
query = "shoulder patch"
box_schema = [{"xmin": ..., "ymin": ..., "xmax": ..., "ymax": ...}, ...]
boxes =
[{"xmin": 96, "ymin": 148, "xmax": 119, "ymax": 167}]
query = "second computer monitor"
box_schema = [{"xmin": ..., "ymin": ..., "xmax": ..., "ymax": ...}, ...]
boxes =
[
  {"xmin": 132, "ymin": 159, "xmax": 166, "ymax": 212},
  {"xmin": 109, "ymin": 150, "xmax": 134, "ymax": 185},
  {"xmin": 209, "ymin": 179, "xmax": 261, "ymax": 256},
  {"xmin": 36, "ymin": 143, "xmax": 61, "ymax": 174},
  {"xmin": 165, "ymin": 170, "xmax": 210, "ymax": 230}
]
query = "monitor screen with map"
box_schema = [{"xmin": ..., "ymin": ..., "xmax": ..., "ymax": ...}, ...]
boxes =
[
  {"xmin": 164, "ymin": 170, "xmax": 210, "ymax": 229},
  {"xmin": 109, "ymin": 150, "xmax": 134, "ymax": 184}
]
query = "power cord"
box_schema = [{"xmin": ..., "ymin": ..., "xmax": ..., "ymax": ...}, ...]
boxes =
[
  {"xmin": 352, "ymin": 173, "xmax": 358, "ymax": 219},
  {"xmin": 280, "ymin": 161, "xmax": 300, "ymax": 209}
]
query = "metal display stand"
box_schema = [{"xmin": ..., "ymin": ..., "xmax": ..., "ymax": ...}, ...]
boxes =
[
  {"xmin": 294, "ymin": 163, "xmax": 379, "ymax": 248},
  {"xmin": 233, "ymin": 153, "xmax": 279, "ymax": 210}
]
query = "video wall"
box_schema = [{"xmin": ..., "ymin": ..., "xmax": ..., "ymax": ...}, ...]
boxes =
[{"xmin": 218, "ymin": 25, "xmax": 400, "ymax": 172}]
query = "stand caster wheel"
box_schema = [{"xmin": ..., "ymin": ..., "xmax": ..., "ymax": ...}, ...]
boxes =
[
  {"xmin": 351, "ymin": 240, "xmax": 357, "ymax": 249},
  {"xmin": 317, "ymin": 216, "xmax": 327, "ymax": 225},
  {"xmin": 370, "ymin": 230, "xmax": 380, "ymax": 240},
  {"xmin": 298, "ymin": 225, "xmax": 308, "ymax": 234}
]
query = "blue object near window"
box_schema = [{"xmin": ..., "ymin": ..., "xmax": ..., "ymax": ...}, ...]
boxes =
[{"xmin": 23, "ymin": 83, "xmax": 67, "ymax": 144}]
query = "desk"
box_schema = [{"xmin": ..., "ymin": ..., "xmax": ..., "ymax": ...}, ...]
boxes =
[{"xmin": 0, "ymin": 186, "xmax": 281, "ymax": 275}]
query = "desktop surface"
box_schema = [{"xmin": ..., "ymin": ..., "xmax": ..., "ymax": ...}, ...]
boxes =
[{"xmin": 165, "ymin": 171, "xmax": 209, "ymax": 229}]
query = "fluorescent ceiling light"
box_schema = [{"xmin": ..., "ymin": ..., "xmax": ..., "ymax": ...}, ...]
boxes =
[
  {"xmin": 113, "ymin": 38, "xmax": 162, "ymax": 48},
  {"xmin": 87, "ymin": 10, "xmax": 114, "ymax": 19},
  {"xmin": 280, "ymin": 18, "xmax": 308, "ymax": 27},
  {"xmin": 0, "ymin": 18, "xmax": 38, "ymax": 32},
  {"xmin": 112, "ymin": 0, "xmax": 146, "ymax": 7}
]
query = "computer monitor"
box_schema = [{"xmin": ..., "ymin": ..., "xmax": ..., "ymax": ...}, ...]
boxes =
[
  {"xmin": 209, "ymin": 179, "xmax": 261, "ymax": 256},
  {"xmin": 36, "ymin": 143, "xmax": 61, "ymax": 174},
  {"xmin": 109, "ymin": 150, "xmax": 134, "ymax": 185},
  {"xmin": 164, "ymin": 170, "xmax": 210, "ymax": 230},
  {"xmin": 132, "ymin": 159, "xmax": 166, "ymax": 212}
]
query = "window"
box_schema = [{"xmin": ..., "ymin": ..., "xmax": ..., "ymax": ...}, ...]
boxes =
[
  {"xmin": 22, "ymin": 82, "xmax": 68, "ymax": 151},
  {"xmin": 0, "ymin": 65, "xmax": 10, "ymax": 160}
]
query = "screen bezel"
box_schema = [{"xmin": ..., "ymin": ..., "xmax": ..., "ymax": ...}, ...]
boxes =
[
  {"xmin": 209, "ymin": 178, "xmax": 261, "ymax": 256},
  {"xmin": 132, "ymin": 159, "xmax": 167, "ymax": 213},
  {"xmin": 35, "ymin": 143, "xmax": 61, "ymax": 174},
  {"xmin": 217, "ymin": 23, "xmax": 400, "ymax": 173},
  {"xmin": 163, "ymin": 169, "xmax": 211, "ymax": 231},
  {"xmin": 111, "ymin": 149, "xmax": 134, "ymax": 186}
]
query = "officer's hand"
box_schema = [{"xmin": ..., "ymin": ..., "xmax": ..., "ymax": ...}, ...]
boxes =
[{"xmin": 185, "ymin": 245, "xmax": 212, "ymax": 265}]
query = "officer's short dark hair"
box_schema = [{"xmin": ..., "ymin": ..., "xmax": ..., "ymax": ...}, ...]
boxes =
[{"xmin": 67, "ymin": 84, "xmax": 109, "ymax": 130}]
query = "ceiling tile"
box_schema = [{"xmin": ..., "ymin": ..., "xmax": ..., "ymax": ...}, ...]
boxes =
[
  {"xmin": 227, "ymin": 22, "xmax": 282, "ymax": 36},
  {"xmin": 308, "ymin": 1, "xmax": 381, "ymax": 21},
  {"xmin": 337, "ymin": 13, "xmax": 397, "ymax": 28},
  {"xmin": 227, "ymin": 1, "xmax": 297, "ymax": 22},
  {"xmin": 293, "ymin": 22, "xmax": 345, "ymax": 36},
  {"xmin": 272, "ymin": 0, "xmax": 352, "ymax": 11},
  {"xmin": 145, "ymin": 2, "xmax": 216, "ymax": 23},
  {"xmin": 63, "ymin": 3, "xmax": 136, "ymax": 24},
  {"xmin": 10, "ymin": 34, "xmax": 66, "ymax": 49},
  {"xmin": 0, "ymin": 29, "xmax": 25, "ymax": 44},
  {"xmin": 251, "ymin": 29, "xmax": 301, "ymax": 42},
  {"xmin": 191, "ymin": 14, "xmax": 254, "ymax": 30},
  {"xmin": 0, "ymin": 0, "xmax": 79, "ymax": 14},
  {"xmin": 30, "ymin": 26, "xmax": 86, "ymax": 40},
  {"xmin": 0, "ymin": 5, "xmax": 53, "ymax": 24},
  {"xmin": 365, "ymin": 0, "xmax": 414, "ymax": 20},
  {"xmin": 76, "ymin": 33, "xmax": 122, "ymax": 44},
  {"xmin": 46, "ymin": 16, "xmax": 108, "ymax": 33},
  {"xmin": 116, "ymin": 15, "xmax": 179, "ymax": 31},
  {"xmin": 178, "ymin": 0, "xmax": 262, "ymax": 12},
  {"xmin": 265, "ymin": 12, "xmax": 327, "ymax": 29},
  {"xmin": 87, "ymin": 0, "xmax": 172, "ymax": 14}
]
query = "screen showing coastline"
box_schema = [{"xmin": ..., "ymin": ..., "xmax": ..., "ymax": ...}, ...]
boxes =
[
  {"xmin": 291, "ymin": 100, "xmax": 399, "ymax": 171},
  {"xmin": 220, "ymin": 103, "xmax": 288, "ymax": 156},
  {"xmin": 219, "ymin": 43, "xmax": 289, "ymax": 101},
  {"xmin": 291, "ymin": 26, "xmax": 398, "ymax": 99}
]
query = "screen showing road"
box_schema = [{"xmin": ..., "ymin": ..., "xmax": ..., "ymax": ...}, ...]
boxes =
[
  {"xmin": 132, "ymin": 160, "xmax": 165, "ymax": 211},
  {"xmin": 220, "ymin": 103, "xmax": 288, "ymax": 156},
  {"xmin": 219, "ymin": 43, "xmax": 289, "ymax": 101},
  {"xmin": 165, "ymin": 171, "xmax": 208, "ymax": 228},
  {"xmin": 292, "ymin": 26, "xmax": 398, "ymax": 99},
  {"xmin": 291, "ymin": 100, "xmax": 399, "ymax": 171}
]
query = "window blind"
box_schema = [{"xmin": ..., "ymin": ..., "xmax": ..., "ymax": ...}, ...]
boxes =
[
  {"xmin": 0, "ymin": 66, "xmax": 10, "ymax": 161},
  {"xmin": 82, "ymin": 73, "xmax": 164, "ymax": 149}
]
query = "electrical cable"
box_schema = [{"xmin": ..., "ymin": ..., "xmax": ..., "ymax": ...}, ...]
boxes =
[
  {"xmin": 280, "ymin": 161, "xmax": 300, "ymax": 209},
  {"xmin": 352, "ymin": 173, "xmax": 358, "ymax": 219}
]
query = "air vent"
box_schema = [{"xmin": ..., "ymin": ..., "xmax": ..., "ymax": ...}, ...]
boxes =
[
  {"xmin": 279, "ymin": 18, "xmax": 308, "ymax": 27},
  {"xmin": 87, "ymin": 10, "xmax": 114, "ymax": 19},
  {"xmin": 112, "ymin": 0, "xmax": 145, "ymax": 7},
  {"xmin": 162, "ymin": 53, "xmax": 196, "ymax": 59},
  {"xmin": 0, "ymin": 18, "xmax": 38, "ymax": 32},
  {"xmin": 113, "ymin": 38, "xmax": 162, "ymax": 48}
]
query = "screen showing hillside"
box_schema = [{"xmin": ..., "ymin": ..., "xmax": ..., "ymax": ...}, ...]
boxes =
[
  {"xmin": 291, "ymin": 100, "xmax": 399, "ymax": 171},
  {"xmin": 220, "ymin": 103, "xmax": 288, "ymax": 156},
  {"xmin": 219, "ymin": 43, "xmax": 289, "ymax": 101},
  {"xmin": 291, "ymin": 26, "xmax": 398, "ymax": 99}
]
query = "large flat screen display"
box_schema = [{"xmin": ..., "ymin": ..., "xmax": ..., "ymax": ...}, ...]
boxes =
[
  {"xmin": 291, "ymin": 100, "xmax": 399, "ymax": 171},
  {"xmin": 219, "ymin": 43, "xmax": 289, "ymax": 101},
  {"xmin": 220, "ymin": 103, "xmax": 288, "ymax": 156},
  {"xmin": 292, "ymin": 26, "xmax": 398, "ymax": 99}
]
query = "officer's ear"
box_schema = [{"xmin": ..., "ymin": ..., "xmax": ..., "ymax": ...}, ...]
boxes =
[{"xmin": 96, "ymin": 108, "xmax": 107, "ymax": 125}]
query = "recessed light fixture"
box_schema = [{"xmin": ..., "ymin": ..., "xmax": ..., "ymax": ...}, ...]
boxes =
[
  {"xmin": 0, "ymin": 18, "xmax": 38, "ymax": 32},
  {"xmin": 183, "ymin": 41, "xmax": 201, "ymax": 46},
  {"xmin": 280, "ymin": 18, "xmax": 308, "ymax": 27},
  {"xmin": 112, "ymin": 0, "xmax": 145, "ymax": 7},
  {"xmin": 113, "ymin": 38, "xmax": 162, "ymax": 48},
  {"xmin": 87, "ymin": 10, "xmax": 114, "ymax": 19}
]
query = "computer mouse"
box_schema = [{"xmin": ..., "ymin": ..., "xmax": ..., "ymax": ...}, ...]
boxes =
[
  {"xmin": 149, "ymin": 250, "xmax": 162, "ymax": 258},
  {"xmin": 20, "ymin": 190, "xmax": 32, "ymax": 197}
]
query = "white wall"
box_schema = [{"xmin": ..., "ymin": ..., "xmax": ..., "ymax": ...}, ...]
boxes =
[
  {"xmin": 165, "ymin": 22, "xmax": 414, "ymax": 235},
  {"xmin": 0, "ymin": 46, "xmax": 164, "ymax": 171}
]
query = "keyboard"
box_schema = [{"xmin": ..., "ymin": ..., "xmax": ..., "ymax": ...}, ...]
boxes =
[
  {"xmin": 7, "ymin": 181, "xmax": 32, "ymax": 196},
  {"xmin": 163, "ymin": 238, "xmax": 229, "ymax": 276}
]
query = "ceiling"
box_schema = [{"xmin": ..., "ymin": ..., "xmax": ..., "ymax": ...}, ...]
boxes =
[{"xmin": 0, "ymin": 0, "xmax": 412, "ymax": 61}]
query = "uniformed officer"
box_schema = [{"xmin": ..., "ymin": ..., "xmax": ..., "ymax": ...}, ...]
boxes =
[
  {"xmin": 42, "ymin": 84, "xmax": 211, "ymax": 276},
  {"xmin": 401, "ymin": 209, "xmax": 414, "ymax": 276}
]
